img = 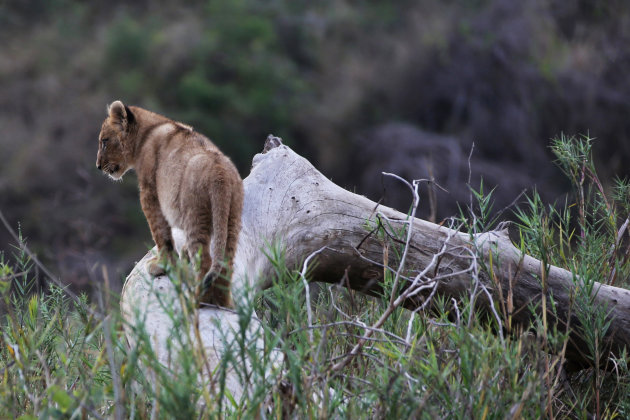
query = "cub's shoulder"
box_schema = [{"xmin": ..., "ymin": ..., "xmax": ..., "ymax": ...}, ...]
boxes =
[{"xmin": 174, "ymin": 122, "xmax": 193, "ymax": 132}]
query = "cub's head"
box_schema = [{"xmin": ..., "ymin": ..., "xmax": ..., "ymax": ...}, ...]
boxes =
[{"xmin": 96, "ymin": 100, "xmax": 136, "ymax": 180}]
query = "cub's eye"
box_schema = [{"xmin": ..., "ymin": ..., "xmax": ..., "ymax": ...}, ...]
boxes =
[{"xmin": 101, "ymin": 138, "xmax": 109, "ymax": 150}]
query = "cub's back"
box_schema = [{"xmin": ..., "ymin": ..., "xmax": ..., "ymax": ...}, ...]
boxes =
[{"xmin": 152, "ymin": 123, "xmax": 240, "ymax": 226}]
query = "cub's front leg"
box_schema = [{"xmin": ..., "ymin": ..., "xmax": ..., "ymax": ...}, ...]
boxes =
[{"xmin": 140, "ymin": 185, "xmax": 175, "ymax": 277}]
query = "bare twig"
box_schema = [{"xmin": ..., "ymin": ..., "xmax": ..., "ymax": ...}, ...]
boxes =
[
  {"xmin": 290, "ymin": 321, "xmax": 409, "ymax": 346},
  {"xmin": 380, "ymin": 173, "xmax": 420, "ymax": 308},
  {"xmin": 471, "ymin": 236, "xmax": 504, "ymax": 342},
  {"xmin": 301, "ymin": 246, "xmax": 330, "ymax": 343},
  {"xmin": 330, "ymin": 175, "xmax": 463, "ymax": 373}
]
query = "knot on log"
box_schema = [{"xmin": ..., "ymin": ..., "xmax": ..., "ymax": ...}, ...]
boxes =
[{"xmin": 263, "ymin": 134, "xmax": 283, "ymax": 153}]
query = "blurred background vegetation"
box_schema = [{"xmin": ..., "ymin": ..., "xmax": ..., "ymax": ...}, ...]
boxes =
[{"xmin": 1, "ymin": 0, "xmax": 629, "ymax": 292}]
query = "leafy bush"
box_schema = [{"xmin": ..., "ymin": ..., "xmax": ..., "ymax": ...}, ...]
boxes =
[{"xmin": 102, "ymin": 0, "xmax": 310, "ymax": 171}]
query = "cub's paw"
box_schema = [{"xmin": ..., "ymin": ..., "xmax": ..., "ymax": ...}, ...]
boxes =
[
  {"xmin": 179, "ymin": 245, "xmax": 191, "ymax": 263},
  {"xmin": 198, "ymin": 272, "xmax": 233, "ymax": 308},
  {"xmin": 201, "ymin": 271, "xmax": 218, "ymax": 293},
  {"xmin": 146, "ymin": 257, "xmax": 166, "ymax": 277}
]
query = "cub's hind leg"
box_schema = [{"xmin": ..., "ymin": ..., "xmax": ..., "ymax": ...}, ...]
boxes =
[
  {"xmin": 183, "ymin": 220, "xmax": 215, "ymax": 306},
  {"xmin": 203, "ymin": 182, "xmax": 242, "ymax": 308},
  {"xmin": 223, "ymin": 182, "xmax": 244, "ymax": 282},
  {"xmin": 204, "ymin": 188, "xmax": 236, "ymax": 308},
  {"xmin": 182, "ymin": 238, "xmax": 212, "ymax": 279}
]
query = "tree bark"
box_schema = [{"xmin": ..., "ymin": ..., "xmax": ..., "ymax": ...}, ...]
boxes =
[{"xmin": 121, "ymin": 136, "xmax": 630, "ymax": 391}]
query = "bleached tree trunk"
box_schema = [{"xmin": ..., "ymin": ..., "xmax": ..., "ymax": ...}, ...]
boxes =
[{"xmin": 121, "ymin": 136, "xmax": 630, "ymax": 395}]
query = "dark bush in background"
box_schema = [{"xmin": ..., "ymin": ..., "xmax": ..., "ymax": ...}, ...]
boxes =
[{"xmin": 1, "ymin": 0, "xmax": 629, "ymax": 292}]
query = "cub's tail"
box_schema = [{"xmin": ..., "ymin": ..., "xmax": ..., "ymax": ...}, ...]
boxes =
[{"xmin": 206, "ymin": 180, "xmax": 244, "ymax": 307}]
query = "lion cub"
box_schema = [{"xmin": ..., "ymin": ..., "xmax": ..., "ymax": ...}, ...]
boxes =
[{"xmin": 96, "ymin": 100, "xmax": 243, "ymax": 308}]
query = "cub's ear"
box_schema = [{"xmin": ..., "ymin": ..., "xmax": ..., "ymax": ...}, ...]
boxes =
[{"xmin": 107, "ymin": 100, "xmax": 134, "ymax": 131}]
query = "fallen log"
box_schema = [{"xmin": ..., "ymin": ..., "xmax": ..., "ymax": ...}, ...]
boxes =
[{"xmin": 121, "ymin": 136, "xmax": 630, "ymax": 395}]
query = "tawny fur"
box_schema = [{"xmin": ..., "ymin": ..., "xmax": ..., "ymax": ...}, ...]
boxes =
[{"xmin": 96, "ymin": 100, "xmax": 243, "ymax": 308}]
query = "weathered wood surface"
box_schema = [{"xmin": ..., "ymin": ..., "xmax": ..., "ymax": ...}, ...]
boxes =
[{"xmin": 121, "ymin": 137, "xmax": 630, "ymax": 395}]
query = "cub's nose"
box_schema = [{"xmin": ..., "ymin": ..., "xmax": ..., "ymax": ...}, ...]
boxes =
[{"xmin": 96, "ymin": 162, "xmax": 102, "ymax": 170}]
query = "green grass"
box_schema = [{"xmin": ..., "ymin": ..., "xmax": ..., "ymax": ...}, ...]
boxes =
[{"xmin": 2, "ymin": 134, "xmax": 630, "ymax": 418}]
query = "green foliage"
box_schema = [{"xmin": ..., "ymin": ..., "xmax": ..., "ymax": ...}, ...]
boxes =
[
  {"xmin": 3, "ymin": 133, "xmax": 630, "ymax": 417},
  {"xmin": 102, "ymin": 0, "xmax": 310, "ymax": 172},
  {"xmin": 460, "ymin": 178, "xmax": 500, "ymax": 234},
  {"xmin": 514, "ymin": 133, "xmax": 630, "ymax": 417},
  {"xmin": 0, "ymin": 237, "xmax": 548, "ymax": 418}
]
